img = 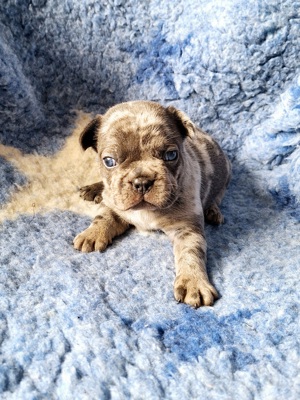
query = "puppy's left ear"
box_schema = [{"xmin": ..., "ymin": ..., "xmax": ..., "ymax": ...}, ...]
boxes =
[
  {"xmin": 79, "ymin": 116, "xmax": 102, "ymax": 152},
  {"xmin": 166, "ymin": 106, "xmax": 196, "ymax": 138}
]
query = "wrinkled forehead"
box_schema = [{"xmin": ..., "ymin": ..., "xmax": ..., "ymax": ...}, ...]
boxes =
[{"xmin": 99, "ymin": 107, "xmax": 182, "ymax": 150}]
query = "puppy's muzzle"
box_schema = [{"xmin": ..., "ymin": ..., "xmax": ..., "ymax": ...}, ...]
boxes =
[{"xmin": 132, "ymin": 177, "xmax": 154, "ymax": 195}]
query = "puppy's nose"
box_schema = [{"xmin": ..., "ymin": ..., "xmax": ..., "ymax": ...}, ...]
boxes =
[{"xmin": 132, "ymin": 177, "xmax": 154, "ymax": 194}]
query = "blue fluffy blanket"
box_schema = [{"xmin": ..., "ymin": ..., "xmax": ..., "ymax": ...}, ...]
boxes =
[{"xmin": 1, "ymin": 0, "xmax": 300, "ymax": 398}]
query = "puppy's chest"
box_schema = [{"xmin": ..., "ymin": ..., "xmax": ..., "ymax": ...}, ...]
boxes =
[{"xmin": 121, "ymin": 209, "xmax": 161, "ymax": 232}]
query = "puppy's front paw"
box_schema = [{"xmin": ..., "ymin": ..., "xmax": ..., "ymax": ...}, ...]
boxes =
[
  {"xmin": 73, "ymin": 227, "xmax": 108, "ymax": 252},
  {"xmin": 174, "ymin": 275, "xmax": 218, "ymax": 308},
  {"xmin": 80, "ymin": 182, "xmax": 103, "ymax": 203}
]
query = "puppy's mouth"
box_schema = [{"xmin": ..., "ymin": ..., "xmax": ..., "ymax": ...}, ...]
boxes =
[
  {"xmin": 107, "ymin": 176, "xmax": 178, "ymax": 212},
  {"xmin": 118, "ymin": 192, "xmax": 177, "ymax": 212},
  {"xmin": 128, "ymin": 199, "xmax": 157, "ymax": 211}
]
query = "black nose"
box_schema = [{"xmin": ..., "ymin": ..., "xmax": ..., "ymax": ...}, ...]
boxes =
[{"xmin": 132, "ymin": 177, "xmax": 154, "ymax": 194}]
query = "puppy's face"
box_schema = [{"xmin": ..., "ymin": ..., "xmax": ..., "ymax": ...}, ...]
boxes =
[{"xmin": 80, "ymin": 101, "xmax": 195, "ymax": 211}]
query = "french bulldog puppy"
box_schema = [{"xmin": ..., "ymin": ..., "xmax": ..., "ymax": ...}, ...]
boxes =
[{"xmin": 74, "ymin": 101, "xmax": 231, "ymax": 308}]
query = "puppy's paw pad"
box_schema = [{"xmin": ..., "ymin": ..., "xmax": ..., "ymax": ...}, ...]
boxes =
[
  {"xmin": 73, "ymin": 228, "xmax": 108, "ymax": 252},
  {"xmin": 174, "ymin": 275, "xmax": 218, "ymax": 308}
]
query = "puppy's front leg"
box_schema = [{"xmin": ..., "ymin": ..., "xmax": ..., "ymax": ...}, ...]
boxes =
[
  {"xmin": 80, "ymin": 181, "xmax": 104, "ymax": 203},
  {"xmin": 74, "ymin": 205, "xmax": 130, "ymax": 252},
  {"xmin": 166, "ymin": 223, "xmax": 218, "ymax": 308}
]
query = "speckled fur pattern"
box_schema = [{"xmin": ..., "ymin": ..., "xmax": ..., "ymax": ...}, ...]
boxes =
[{"xmin": 74, "ymin": 101, "xmax": 231, "ymax": 307}]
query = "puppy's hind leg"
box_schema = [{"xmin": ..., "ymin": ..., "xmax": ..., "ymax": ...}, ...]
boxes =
[
  {"xmin": 204, "ymin": 203, "xmax": 224, "ymax": 225},
  {"xmin": 204, "ymin": 173, "xmax": 230, "ymax": 225},
  {"xmin": 80, "ymin": 182, "xmax": 104, "ymax": 203}
]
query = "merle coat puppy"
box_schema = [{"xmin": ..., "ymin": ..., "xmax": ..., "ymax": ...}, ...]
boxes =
[{"xmin": 74, "ymin": 101, "xmax": 231, "ymax": 308}]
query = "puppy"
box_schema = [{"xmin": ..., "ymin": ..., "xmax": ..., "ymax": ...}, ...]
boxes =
[{"xmin": 74, "ymin": 101, "xmax": 231, "ymax": 308}]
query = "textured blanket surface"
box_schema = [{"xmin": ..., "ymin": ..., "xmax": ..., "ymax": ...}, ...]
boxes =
[{"xmin": 0, "ymin": 0, "xmax": 300, "ymax": 399}]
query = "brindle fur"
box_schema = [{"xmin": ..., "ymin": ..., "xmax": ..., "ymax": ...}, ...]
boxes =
[{"xmin": 73, "ymin": 101, "xmax": 231, "ymax": 308}]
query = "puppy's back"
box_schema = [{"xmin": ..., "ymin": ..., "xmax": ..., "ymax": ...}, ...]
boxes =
[{"xmin": 188, "ymin": 128, "xmax": 231, "ymax": 210}]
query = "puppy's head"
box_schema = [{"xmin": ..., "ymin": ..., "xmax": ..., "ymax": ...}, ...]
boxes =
[{"xmin": 80, "ymin": 101, "xmax": 195, "ymax": 211}]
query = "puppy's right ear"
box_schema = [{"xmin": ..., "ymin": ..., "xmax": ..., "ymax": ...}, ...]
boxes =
[
  {"xmin": 166, "ymin": 106, "xmax": 196, "ymax": 139},
  {"xmin": 79, "ymin": 116, "xmax": 102, "ymax": 152}
]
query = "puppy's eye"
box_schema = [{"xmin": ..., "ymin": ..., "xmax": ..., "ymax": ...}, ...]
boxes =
[
  {"xmin": 103, "ymin": 157, "xmax": 117, "ymax": 168},
  {"xmin": 163, "ymin": 150, "xmax": 178, "ymax": 162}
]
